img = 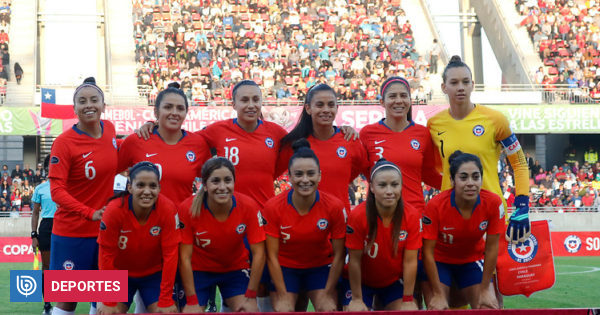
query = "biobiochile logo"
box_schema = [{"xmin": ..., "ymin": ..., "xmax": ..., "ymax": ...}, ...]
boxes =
[{"xmin": 10, "ymin": 270, "xmax": 43, "ymax": 302}]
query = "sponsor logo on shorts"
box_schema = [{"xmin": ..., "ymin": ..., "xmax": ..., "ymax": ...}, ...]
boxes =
[
  {"xmin": 63, "ymin": 260, "xmax": 75, "ymax": 271},
  {"xmin": 345, "ymin": 290, "xmax": 352, "ymax": 299},
  {"xmin": 410, "ymin": 139, "xmax": 420, "ymax": 150},
  {"xmin": 257, "ymin": 211, "xmax": 266, "ymax": 226},
  {"xmin": 236, "ymin": 224, "xmax": 246, "ymax": 234},
  {"xmin": 317, "ymin": 219, "xmax": 328, "ymax": 230},
  {"xmin": 186, "ymin": 151, "xmax": 196, "ymax": 162},
  {"xmin": 563, "ymin": 235, "xmax": 582, "ymax": 253},
  {"xmin": 336, "ymin": 146, "xmax": 347, "ymax": 158},
  {"xmin": 149, "ymin": 226, "xmax": 161, "ymax": 236},
  {"xmin": 472, "ymin": 125, "xmax": 485, "ymax": 136},
  {"xmin": 507, "ymin": 234, "xmax": 538, "ymax": 263},
  {"xmin": 265, "ymin": 137, "xmax": 274, "ymax": 148},
  {"xmin": 479, "ymin": 220, "xmax": 488, "ymax": 231}
]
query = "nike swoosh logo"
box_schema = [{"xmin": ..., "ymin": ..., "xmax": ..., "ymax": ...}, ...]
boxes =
[
  {"xmin": 120, "ymin": 230, "xmax": 131, "ymax": 233},
  {"xmin": 442, "ymin": 227, "xmax": 454, "ymax": 231},
  {"xmin": 196, "ymin": 231, "xmax": 208, "ymax": 235},
  {"xmin": 374, "ymin": 140, "xmax": 386, "ymax": 144},
  {"xmin": 225, "ymin": 138, "xmax": 237, "ymax": 142},
  {"xmin": 437, "ymin": 131, "xmax": 446, "ymax": 136},
  {"xmin": 146, "ymin": 153, "xmax": 158, "ymax": 157},
  {"xmin": 280, "ymin": 226, "xmax": 292, "ymax": 230},
  {"xmin": 82, "ymin": 152, "xmax": 92, "ymax": 158}
]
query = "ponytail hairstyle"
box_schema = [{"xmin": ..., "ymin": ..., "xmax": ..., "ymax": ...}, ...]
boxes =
[
  {"xmin": 448, "ymin": 150, "xmax": 483, "ymax": 185},
  {"xmin": 108, "ymin": 161, "xmax": 161, "ymax": 206},
  {"xmin": 380, "ymin": 76, "xmax": 413, "ymax": 121},
  {"xmin": 280, "ymin": 84, "xmax": 337, "ymax": 149},
  {"xmin": 288, "ymin": 138, "xmax": 320, "ymax": 172},
  {"xmin": 365, "ymin": 159, "xmax": 404, "ymax": 257},
  {"xmin": 154, "ymin": 82, "xmax": 189, "ymax": 118},
  {"xmin": 73, "ymin": 77, "xmax": 104, "ymax": 105},
  {"xmin": 442, "ymin": 55, "xmax": 472, "ymax": 83},
  {"xmin": 190, "ymin": 157, "xmax": 236, "ymax": 218}
]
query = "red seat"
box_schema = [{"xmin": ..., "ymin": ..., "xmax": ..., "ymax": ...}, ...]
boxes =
[
  {"xmin": 192, "ymin": 13, "xmax": 200, "ymax": 21},
  {"xmin": 238, "ymin": 49, "xmax": 247, "ymax": 56},
  {"xmin": 548, "ymin": 67, "xmax": 558, "ymax": 75}
]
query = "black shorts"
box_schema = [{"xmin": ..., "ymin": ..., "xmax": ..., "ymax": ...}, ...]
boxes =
[{"xmin": 38, "ymin": 218, "xmax": 53, "ymax": 251}]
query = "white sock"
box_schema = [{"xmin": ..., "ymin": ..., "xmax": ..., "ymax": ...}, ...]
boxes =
[
  {"xmin": 51, "ymin": 306, "xmax": 75, "ymax": 315},
  {"xmin": 88, "ymin": 303, "xmax": 96, "ymax": 314},
  {"xmin": 257, "ymin": 296, "xmax": 273, "ymax": 312},
  {"xmin": 134, "ymin": 291, "xmax": 148, "ymax": 313}
]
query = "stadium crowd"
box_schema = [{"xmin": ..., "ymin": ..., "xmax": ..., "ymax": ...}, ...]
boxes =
[
  {"xmin": 0, "ymin": 162, "xmax": 45, "ymax": 216},
  {"xmin": 132, "ymin": 0, "xmax": 435, "ymax": 105},
  {"xmin": 517, "ymin": 0, "xmax": 600, "ymax": 103}
]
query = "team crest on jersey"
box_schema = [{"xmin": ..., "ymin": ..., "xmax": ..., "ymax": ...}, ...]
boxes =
[
  {"xmin": 346, "ymin": 225, "xmax": 354, "ymax": 234},
  {"xmin": 398, "ymin": 230, "xmax": 408, "ymax": 241},
  {"xmin": 410, "ymin": 139, "xmax": 420, "ymax": 150},
  {"xmin": 63, "ymin": 260, "xmax": 75, "ymax": 270},
  {"xmin": 472, "ymin": 125, "xmax": 485, "ymax": 136},
  {"xmin": 317, "ymin": 219, "xmax": 328, "ymax": 230},
  {"xmin": 236, "ymin": 224, "xmax": 247, "ymax": 234},
  {"xmin": 336, "ymin": 146, "xmax": 347, "ymax": 158},
  {"xmin": 508, "ymin": 234, "xmax": 538, "ymax": 263},
  {"xmin": 186, "ymin": 151, "xmax": 196, "ymax": 162},
  {"xmin": 100, "ymin": 221, "xmax": 106, "ymax": 231},
  {"xmin": 563, "ymin": 235, "xmax": 582, "ymax": 253},
  {"xmin": 149, "ymin": 226, "xmax": 161, "ymax": 236},
  {"xmin": 265, "ymin": 137, "xmax": 274, "ymax": 148},
  {"xmin": 50, "ymin": 156, "xmax": 59, "ymax": 164},
  {"xmin": 479, "ymin": 220, "xmax": 488, "ymax": 231},
  {"xmin": 112, "ymin": 138, "xmax": 117, "ymax": 149}
]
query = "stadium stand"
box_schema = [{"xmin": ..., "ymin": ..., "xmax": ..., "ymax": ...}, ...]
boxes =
[
  {"xmin": 132, "ymin": 0, "xmax": 434, "ymax": 106},
  {"xmin": 517, "ymin": 0, "xmax": 600, "ymax": 103}
]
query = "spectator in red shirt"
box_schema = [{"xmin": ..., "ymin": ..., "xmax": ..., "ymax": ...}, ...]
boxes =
[{"xmin": 581, "ymin": 192, "xmax": 594, "ymax": 207}]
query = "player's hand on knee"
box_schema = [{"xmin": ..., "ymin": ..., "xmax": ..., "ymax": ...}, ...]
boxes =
[
  {"xmin": 272, "ymin": 293, "xmax": 294, "ymax": 312},
  {"xmin": 236, "ymin": 297, "xmax": 259, "ymax": 312},
  {"xmin": 478, "ymin": 285, "xmax": 499, "ymax": 309},
  {"xmin": 428, "ymin": 293, "xmax": 448, "ymax": 310},
  {"xmin": 155, "ymin": 304, "xmax": 178, "ymax": 313},
  {"xmin": 347, "ymin": 299, "xmax": 369, "ymax": 312},
  {"xmin": 182, "ymin": 304, "xmax": 203, "ymax": 313},
  {"xmin": 399, "ymin": 300, "xmax": 419, "ymax": 311}
]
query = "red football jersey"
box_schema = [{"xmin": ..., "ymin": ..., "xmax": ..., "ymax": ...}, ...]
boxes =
[
  {"xmin": 98, "ymin": 194, "xmax": 180, "ymax": 307},
  {"xmin": 49, "ymin": 120, "xmax": 118, "ymax": 237},
  {"xmin": 198, "ymin": 119, "xmax": 287, "ymax": 206},
  {"xmin": 178, "ymin": 192, "xmax": 265, "ymax": 272},
  {"xmin": 360, "ymin": 120, "xmax": 441, "ymax": 213},
  {"xmin": 277, "ymin": 129, "xmax": 369, "ymax": 215},
  {"xmin": 262, "ymin": 190, "xmax": 346, "ymax": 269},
  {"xmin": 118, "ymin": 130, "xmax": 210, "ymax": 205},
  {"xmin": 345, "ymin": 202, "xmax": 422, "ymax": 288},
  {"xmin": 423, "ymin": 189, "xmax": 505, "ymax": 264}
]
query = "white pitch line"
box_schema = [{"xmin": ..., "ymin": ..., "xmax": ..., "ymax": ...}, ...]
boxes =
[{"xmin": 557, "ymin": 265, "xmax": 600, "ymax": 275}]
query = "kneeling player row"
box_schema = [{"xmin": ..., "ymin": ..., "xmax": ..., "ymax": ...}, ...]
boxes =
[{"xmin": 96, "ymin": 147, "xmax": 503, "ymax": 313}]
